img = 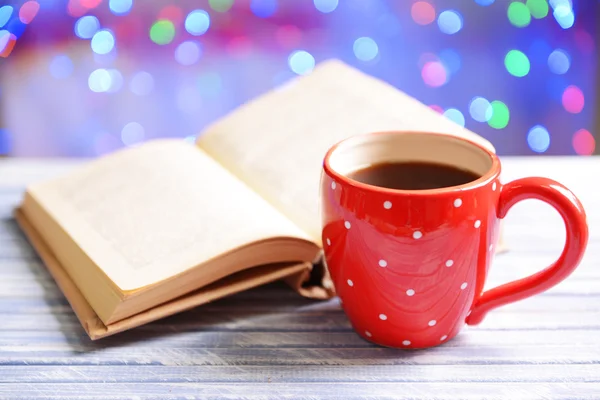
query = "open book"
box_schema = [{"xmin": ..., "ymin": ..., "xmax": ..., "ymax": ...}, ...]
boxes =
[{"xmin": 16, "ymin": 59, "xmax": 500, "ymax": 340}]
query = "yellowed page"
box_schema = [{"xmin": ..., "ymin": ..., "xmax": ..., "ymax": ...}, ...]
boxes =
[
  {"xmin": 197, "ymin": 59, "xmax": 495, "ymax": 242},
  {"xmin": 26, "ymin": 139, "xmax": 309, "ymax": 291}
]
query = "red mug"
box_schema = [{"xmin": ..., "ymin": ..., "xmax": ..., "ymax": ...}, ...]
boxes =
[{"xmin": 320, "ymin": 131, "xmax": 588, "ymax": 349}]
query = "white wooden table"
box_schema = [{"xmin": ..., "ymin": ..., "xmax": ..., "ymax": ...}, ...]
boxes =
[{"xmin": 0, "ymin": 157, "xmax": 599, "ymax": 399}]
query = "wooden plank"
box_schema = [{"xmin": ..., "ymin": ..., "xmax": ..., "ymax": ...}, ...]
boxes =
[
  {"xmin": 2, "ymin": 344, "xmax": 600, "ymax": 366},
  {"xmin": 3, "ymin": 308, "xmax": 600, "ymax": 332},
  {"xmin": 0, "ymin": 329, "xmax": 599, "ymax": 350},
  {"xmin": 1, "ymin": 364, "xmax": 599, "ymax": 383},
  {"xmin": 0, "ymin": 382, "xmax": 598, "ymax": 399}
]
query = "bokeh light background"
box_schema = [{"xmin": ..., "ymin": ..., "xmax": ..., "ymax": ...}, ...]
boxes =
[{"xmin": 0, "ymin": 0, "xmax": 597, "ymax": 157}]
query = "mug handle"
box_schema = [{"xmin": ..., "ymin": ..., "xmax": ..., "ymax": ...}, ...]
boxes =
[{"xmin": 466, "ymin": 177, "xmax": 588, "ymax": 325}]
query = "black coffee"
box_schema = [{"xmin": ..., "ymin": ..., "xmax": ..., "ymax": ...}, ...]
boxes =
[{"xmin": 348, "ymin": 161, "xmax": 480, "ymax": 190}]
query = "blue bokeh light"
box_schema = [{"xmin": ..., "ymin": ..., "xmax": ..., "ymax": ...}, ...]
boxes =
[
  {"xmin": 251, "ymin": 0, "xmax": 278, "ymax": 18},
  {"xmin": 527, "ymin": 125, "xmax": 551, "ymax": 153},
  {"xmin": 548, "ymin": 49, "xmax": 570, "ymax": 74},
  {"xmin": 313, "ymin": 0, "xmax": 338, "ymax": 13},
  {"xmin": 129, "ymin": 71, "xmax": 154, "ymax": 96},
  {"xmin": 439, "ymin": 48, "xmax": 461, "ymax": 75},
  {"xmin": 474, "ymin": 0, "xmax": 494, "ymax": 5},
  {"xmin": 0, "ymin": 5, "xmax": 13, "ymax": 28},
  {"xmin": 288, "ymin": 50, "xmax": 315, "ymax": 75},
  {"xmin": 175, "ymin": 41, "xmax": 202, "ymax": 66},
  {"xmin": 91, "ymin": 30, "xmax": 115, "ymax": 55},
  {"xmin": 185, "ymin": 10, "xmax": 210, "ymax": 36},
  {"xmin": 109, "ymin": 0, "xmax": 133, "ymax": 15},
  {"xmin": 0, "ymin": 129, "xmax": 12, "ymax": 155},
  {"xmin": 74, "ymin": 15, "xmax": 100, "ymax": 39},
  {"xmin": 353, "ymin": 37, "xmax": 379, "ymax": 62},
  {"xmin": 49, "ymin": 55, "xmax": 74, "ymax": 79},
  {"xmin": 88, "ymin": 69, "xmax": 112, "ymax": 93},
  {"xmin": 553, "ymin": 4, "xmax": 574, "ymax": 29},
  {"xmin": 437, "ymin": 10, "xmax": 463, "ymax": 35},
  {"xmin": 469, "ymin": 97, "xmax": 493, "ymax": 122},
  {"xmin": 443, "ymin": 108, "xmax": 465, "ymax": 127}
]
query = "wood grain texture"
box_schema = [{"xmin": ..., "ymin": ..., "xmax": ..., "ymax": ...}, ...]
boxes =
[{"xmin": 0, "ymin": 156, "xmax": 599, "ymax": 399}]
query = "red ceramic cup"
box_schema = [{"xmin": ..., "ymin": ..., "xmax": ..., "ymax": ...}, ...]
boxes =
[{"xmin": 320, "ymin": 131, "xmax": 588, "ymax": 349}]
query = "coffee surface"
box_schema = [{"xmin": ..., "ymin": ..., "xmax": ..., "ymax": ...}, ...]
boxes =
[{"xmin": 348, "ymin": 161, "xmax": 480, "ymax": 190}]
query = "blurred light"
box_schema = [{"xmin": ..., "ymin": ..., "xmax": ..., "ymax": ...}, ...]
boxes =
[
  {"xmin": 421, "ymin": 61, "xmax": 447, "ymax": 87},
  {"xmin": 81, "ymin": 0, "xmax": 102, "ymax": 8},
  {"xmin": 562, "ymin": 85, "xmax": 584, "ymax": 113},
  {"xmin": 49, "ymin": 54, "xmax": 74, "ymax": 79},
  {"xmin": 438, "ymin": 48, "xmax": 461, "ymax": 75},
  {"xmin": 547, "ymin": 49, "xmax": 570, "ymax": 74},
  {"xmin": 176, "ymin": 86, "xmax": 203, "ymax": 113},
  {"xmin": 175, "ymin": 40, "xmax": 202, "ymax": 66},
  {"xmin": 184, "ymin": 136, "xmax": 197, "ymax": 143},
  {"xmin": 353, "ymin": 37, "xmax": 378, "ymax": 62},
  {"xmin": 0, "ymin": 6, "xmax": 13, "ymax": 28},
  {"xmin": 158, "ymin": 5, "xmax": 183, "ymax": 25},
  {"xmin": 443, "ymin": 109, "xmax": 465, "ymax": 127},
  {"xmin": 130, "ymin": 71, "xmax": 154, "ymax": 96},
  {"xmin": 437, "ymin": 10, "xmax": 462, "ymax": 34},
  {"xmin": 88, "ymin": 69, "xmax": 112, "ymax": 93},
  {"xmin": 553, "ymin": 2, "xmax": 574, "ymax": 29},
  {"xmin": 67, "ymin": 0, "xmax": 88, "ymax": 17},
  {"xmin": 18, "ymin": 1, "xmax": 39, "ymax": 24},
  {"xmin": 314, "ymin": 0, "xmax": 338, "ymax": 13},
  {"xmin": 6, "ymin": 18, "xmax": 26, "ymax": 38},
  {"xmin": 469, "ymin": 97, "xmax": 493, "ymax": 122},
  {"xmin": 411, "ymin": 2, "xmax": 435, "ymax": 25},
  {"xmin": 429, "ymin": 105, "xmax": 444, "ymax": 114},
  {"xmin": 227, "ymin": 36, "xmax": 253, "ymax": 58},
  {"xmin": 121, "ymin": 122, "xmax": 145, "ymax": 146},
  {"xmin": 526, "ymin": 0, "xmax": 549, "ymax": 18},
  {"xmin": 475, "ymin": 0, "xmax": 494, "ymax": 5},
  {"xmin": 504, "ymin": 50, "xmax": 530, "ymax": 77},
  {"xmin": 74, "ymin": 15, "xmax": 100, "ymax": 39},
  {"xmin": 0, "ymin": 129, "xmax": 11, "ymax": 155},
  {"xmin": 150, "ymin": 20, "xmax": 175, "ymax": 45},
  {"xmin": 209, "ymin": 0, "xmax": 234, "ymax": 12},
  {"xmin": 0, "ymin": 30, "xmax": 11, "ymax": 53},
  {"xmin": 0, "ymin": 31, "xmax": 16, "ymax": 57},
  {"xmin": 251, "ymin": 0, "xmax": 278, "ymax": 18},
  {"xmin": 488, "ymin": 101, "xmax": 510, "ymax": 129},
  {"xmin": 572, "ymin": 129, "xmax": 595, "ymax": 156},
  {"xmin": 376, "ymin": 13, "xmax": 401, "ymax": 37},
  {"xmin": 527, "ymin": 125, "xmax": 550, "ymax": 153},
  {"xmin": 288, "ymin": 50, "xmax": 315, "ymax": 75},
  {"xmin": 574, "ymin": 30, "xmax": 594, "ymax": 55},
  {"xmin": 107, "ymin": 69, "xmax": 123, "ymax": 92},
  {"xmin": 507, "ymin": 2, "xmax": 531, "ymax": 27},
  {"xmin": 198, "ymin": 72, "xmax": 223, "ymax": 98},
  {"xmin": 275, "ymin": 25, "xmax": 302, "ymax": 48},
  {"xmin": 185, "ymin": 10, "xmax": 210, "ymax": 36},
  {"xmin": 109, "ymin": 0, "xmax": 133, "ymax": 15},
  {"xmin": 91, "ymin": 30, "xmax": 115, "ymax": 55}
]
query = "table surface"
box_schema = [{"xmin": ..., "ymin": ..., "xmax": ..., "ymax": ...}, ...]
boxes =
[{"xmin": 0, "ymin": 156, "xmax": 599, "ymax": 400}]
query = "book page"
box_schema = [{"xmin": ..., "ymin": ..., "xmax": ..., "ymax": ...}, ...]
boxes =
[
  {"xmin": 197, "ymin": 60, "xmax": 495, "ymax": 242},
  {"xmin": 26, "ymin": 139, "xmax": 310, "ymax": 291}
]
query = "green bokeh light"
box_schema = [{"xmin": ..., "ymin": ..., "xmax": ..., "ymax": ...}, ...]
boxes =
[
  {"xmin": 507, "ymin": 2, "xmax": 531, "ymax": 27},
  {"xmin": 149, "ymin": 20, "xmax": 175, "ymax": 45},
  {"xmin": 526, "ymin": 0, "xmax": 549, "ymax": 19},
  {"xmin": 209, "ymin": 0, "xmax": 234, "ymax": 12},
  {"xmin": 488, "ymin": 101, "xmax": 510, "ymax": 129},
  {"xmin": 504, "ymin": 50, "xmax": 530, "ymax": 77}
]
